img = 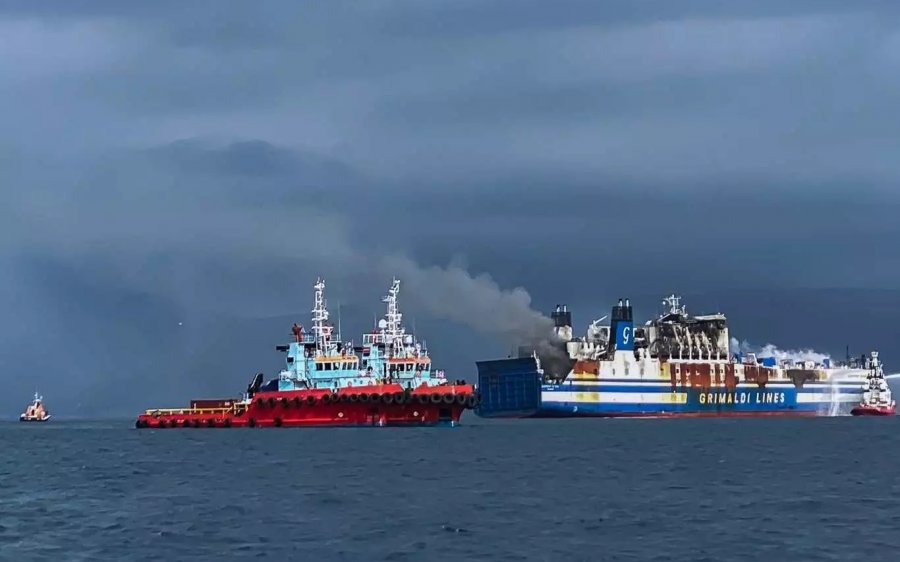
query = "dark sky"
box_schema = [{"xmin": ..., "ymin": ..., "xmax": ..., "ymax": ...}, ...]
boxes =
[{"xmin": 3, "ymin": 1, "xmax": 900, "ymax": 416}]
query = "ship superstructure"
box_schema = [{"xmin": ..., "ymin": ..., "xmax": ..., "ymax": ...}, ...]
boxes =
[
  {"xmin": 272, "ymin": 278, "xmax": 446, "ymax": 392},
  {"xmin": 357, "ymin": 278, "xmax": 445, "ymax": 388},
  {"xmin": 476, "ymin": 294, "xmax": 871, "ymax": 418}
]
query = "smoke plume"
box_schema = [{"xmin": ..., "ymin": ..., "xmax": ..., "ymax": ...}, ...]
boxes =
[
  {"xmin": 381, "ymin": 256, "xmax": 572, "ymax": 377},
  {"xmin": 730, "ymin": 337, "xmax": 830, "ymax": 365},
  {"xmin": 381, "ymin": 256, "xmax": 554, "ymax": 341}
]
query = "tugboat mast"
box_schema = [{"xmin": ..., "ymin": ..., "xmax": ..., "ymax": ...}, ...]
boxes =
[
  {"xmin": 381, "ymin": 278, "xmax": 405, "ymax": 353},
  {"xmin": 311, "ymin": 278, "xmax": 332, "ymax": 357}
]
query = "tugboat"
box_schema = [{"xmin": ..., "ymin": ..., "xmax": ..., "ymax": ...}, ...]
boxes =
[
  {"xmin": 135, "ymin": 277, "xmax": 479, "ymax": 429},
  {"xmin": 19, "ymin": 392, "xmax": 51, "ymax": 422},
  {"xmin": 851, "ymin": 351, "xmax": 896, "ymax": 416}
]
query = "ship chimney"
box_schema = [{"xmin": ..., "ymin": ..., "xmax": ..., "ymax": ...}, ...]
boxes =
[
  {"xmin": 608, "ymin": 297, "xmax": 635, "ymax": 355},
  {"xmin": 551, "ymin": 304, "xmax": 573, "ymax": 342}
]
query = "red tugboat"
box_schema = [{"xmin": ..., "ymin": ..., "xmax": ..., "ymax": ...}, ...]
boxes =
[
  {"xmin": 851, "ymin": 351, "xmax": 896, "ymax": 416},
  {"xmin": 135, "ymin": 277, "xmax": 479, "ymax": 428}
]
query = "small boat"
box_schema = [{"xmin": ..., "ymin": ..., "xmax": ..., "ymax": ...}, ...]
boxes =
[
  {"xmin": 19, "ymin": 392, "xmax": 51, "ymax": 422},
  {"xmin": 851, "ymin": 351, "xmax": 896, "ymax": 416}
]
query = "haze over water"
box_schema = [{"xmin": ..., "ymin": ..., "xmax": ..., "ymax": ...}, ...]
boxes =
[{"xmin": 2, "ymin": 417, "xmax": 899, "ymax": 561}]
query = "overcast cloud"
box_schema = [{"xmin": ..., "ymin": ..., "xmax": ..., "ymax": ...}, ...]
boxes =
[{"xmin": 3, "ymin": 1, "xmax": 900, "ymax": 415}]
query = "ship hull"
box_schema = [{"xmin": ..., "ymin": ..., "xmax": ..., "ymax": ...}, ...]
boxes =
[
  {"xmin": 475, "ymin": 358, "xmax": 865, "ymax": 419},
  {"xmin": 535, "ymin": 381, "xmax": 863, "ymax": 418},
  {"xmin": 19, "ymin": 416, "xmax": 50, "ymax": 422},
  {"xmin": 850, "ymin": 404, "xmax": 896, "ymax": 416},
  {"xmin": 135, "ymin": 384, "xmax": 478, "ymax": 429}
]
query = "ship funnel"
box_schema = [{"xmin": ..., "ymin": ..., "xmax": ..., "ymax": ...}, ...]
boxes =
[
  {"xmin": 608, "ymin": 297, "xmax": 634, "ymax": 354},
  {"xmin": 551, "ymin": 305, "xmax": 572, "ymax": 329},
  {"xmin": 551, "ymin": 304, "xmax": 573, "ymax": 342}
]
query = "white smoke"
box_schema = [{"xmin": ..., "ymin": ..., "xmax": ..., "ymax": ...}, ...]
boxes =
[
  {"xmin": 380, "ymin": 256, "xmax": 574, "ymax": 377},
  {"xmin": 729, "ymin": 337, "xmax": 831, "ymax": 365},
  {"xmin": 381, "ymin": 255, "xmax": 555, "ymax": 342}
]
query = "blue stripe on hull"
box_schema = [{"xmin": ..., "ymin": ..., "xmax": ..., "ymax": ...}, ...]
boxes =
[
  {"xmin": 538, "ymin": 385, "xmax": 863, "ymax": 418},
  {"xmin": 548, "ymin": 383, "xmax": 862, "ymax": 392}
]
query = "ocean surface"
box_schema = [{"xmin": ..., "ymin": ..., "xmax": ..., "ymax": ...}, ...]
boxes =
[{"xmin": 1, "ymin": 416, "xmax": 898, "ymax": 561}]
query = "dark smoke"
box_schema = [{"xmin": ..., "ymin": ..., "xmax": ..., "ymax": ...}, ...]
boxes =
[{"xmin": 381, "ymin": 256, "xmax": 573, "ymax": 378}]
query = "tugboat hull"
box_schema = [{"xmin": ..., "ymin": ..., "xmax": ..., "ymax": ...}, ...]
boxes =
[
  {"xmin": 850, "ymin": 404, "xmax": 896, "ymax": 416},
  {"xmin": 135, "ymin": 385, "xmax": 479, "ymax": 429},
  {"xmin": 19, "ymin": 415, "xmax": 51, "ymax": 422}
]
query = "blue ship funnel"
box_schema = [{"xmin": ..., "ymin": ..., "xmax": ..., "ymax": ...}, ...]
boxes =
[{"xmin": 608, "ymin": 298, "xmax": 634, "ymax": 353}]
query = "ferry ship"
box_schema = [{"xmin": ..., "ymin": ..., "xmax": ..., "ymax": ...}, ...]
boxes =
[
  {"xmin": 475, "ymin": 295, "xmax": 871, "ymax": 418},
  {"xmin": 135, "ymin": 278, "xmax": 478, "ymax": 429},
  {"xmin": 20, "ymin": 392, "xmax": 51, "ymax": 422},
  {"xmin": 850, "ymin": 351, "xmax": 896, "ymax": 416}
]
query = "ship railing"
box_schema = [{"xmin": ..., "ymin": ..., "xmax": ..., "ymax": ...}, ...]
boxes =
[
  {"xmin": 143, "ymin": 406, "xmax": 237, "ymax": 416},
  {"xmin": 363, "ymin": 333, "xmax": 387, "ymax": 345}
]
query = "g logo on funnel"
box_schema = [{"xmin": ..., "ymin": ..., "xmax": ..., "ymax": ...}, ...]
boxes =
[{"xmin": 616, "ymin": 322, "xmax": 634, "ymax": 351}]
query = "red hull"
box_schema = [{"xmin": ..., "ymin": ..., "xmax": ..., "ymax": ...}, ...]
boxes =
[
  {"xmin": 850, "ymin": 404, "xmax": 897, "ymax": 416},
  {"xmin": 135, "ymin": 384, "xmax": 478, "ymax": 428}
]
